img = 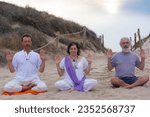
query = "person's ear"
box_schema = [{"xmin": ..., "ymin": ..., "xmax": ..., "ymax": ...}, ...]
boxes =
[{"xmin": 120, "ymin": 42, "xmax": 122, "ymax": 47}]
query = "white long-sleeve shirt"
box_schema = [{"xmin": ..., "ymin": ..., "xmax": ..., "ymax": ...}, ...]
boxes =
[{"xmin": 12, "ymin": 50, "xmax": 41, "ymax": 81}]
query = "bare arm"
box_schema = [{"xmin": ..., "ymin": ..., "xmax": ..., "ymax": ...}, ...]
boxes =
[
  {"xmin": 56, "ymin": 64, "xmax": 64, "ymax": 76},
  {"xmin": 107, "ymin": 49, "xmax": 113, "ymax": 71},
  {"xmin": 6, "ymin": 51, "xmax": 15, "ymax": 73},
  {"xmin": 107, "ymin": 58, "xmax": 113, "ymax": 71},
  {"xmin": 138, "ymin": 58, "xmax": 145, "ymax": 70},
  {"xmin": 84, "ymin": 53, "xmax": 93, "ymax": 74},
  {"xmin": 39, "ymin": 61, "xmax": 45, "ymax": 73},
  {"xmin": 138, "ymin": 48, "xmax": 145, "ymax": 70},
  {"xmin": 54, "ymin": 55, "xmax": 64, "ymax": 76},
  {"xmin": 7, "ymin": 61, "xmax": 15, "ymax": 73},
  {"xmin": 84, "ymin": 62, "xmax": 92, "ymax": 74},
  {"xmin": 39, "ymin": 49, "xmax": 46, "ymax": 73}
]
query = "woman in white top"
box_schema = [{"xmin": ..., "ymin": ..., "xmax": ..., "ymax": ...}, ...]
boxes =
[{"xmin": 54, "ymin": 42, "xmax": 97, "ymax": 92}]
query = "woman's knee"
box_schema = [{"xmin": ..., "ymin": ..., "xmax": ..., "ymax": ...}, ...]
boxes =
[{"xmin": 55, "ymin": 80, "xmax": 71, "ymax": 90}]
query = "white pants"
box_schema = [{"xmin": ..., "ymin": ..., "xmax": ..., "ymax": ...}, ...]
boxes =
[
  {"xmin": 55, "ymin": 79, "xmax": 97, "ymax": 92},
  {"xmin": 3, "ymin": 79, "xmax": 48, "ymax": 93}
]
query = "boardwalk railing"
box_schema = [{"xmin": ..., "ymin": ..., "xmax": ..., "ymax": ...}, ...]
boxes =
[{"xmin": 34, "ymin": 26, "xmax": 106, "ymax": 53}]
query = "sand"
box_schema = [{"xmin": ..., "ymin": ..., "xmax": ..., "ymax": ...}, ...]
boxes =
[{"xmin": 0, "ymin": 48, "xmax": 150, "ymax": 100}]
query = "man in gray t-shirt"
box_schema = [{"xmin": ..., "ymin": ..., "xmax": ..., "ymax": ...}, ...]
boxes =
[{"xmin": 107, "ymin": 37, "xmax": 149, "ymax": 89}]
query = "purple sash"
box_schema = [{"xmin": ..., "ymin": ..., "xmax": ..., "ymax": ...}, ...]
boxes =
[{"xmin": 65, "ymin": 56, "xmax": 85, "ymax": 92}]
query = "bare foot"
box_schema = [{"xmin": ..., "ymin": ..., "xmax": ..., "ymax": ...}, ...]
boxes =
[
  {"xmin": 123, "ymin": 85, "xmax": 134, "ymax": 89},
  {"xmin": 21, "ymin": 83, "xmax": 36, "ymax": 92}
]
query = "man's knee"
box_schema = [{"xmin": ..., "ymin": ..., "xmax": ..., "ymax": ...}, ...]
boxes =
[
  {"xmin": 111, "ymin": 77, "xmax": 118, "ymax": 84},
  {"xmin": 3, "ymin": 85, "xmax": 21, "ymax": 92},
  {"xmin": 142, "ymin": 75, "xmax": 149, "ymax": 82},
  {"xmin": 37, "ymin": 83, "xmax": 48, "ymax": 91},
  {"xmin": 3, "ymin": 85, "xmax": 11, "ymax": 92}
]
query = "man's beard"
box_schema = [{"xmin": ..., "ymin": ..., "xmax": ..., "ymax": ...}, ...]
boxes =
[
  {"xmin": 25, "ymin": 44, "xmax": 30, "ymax": 47},
  {"xmin": 122, "ymin": 47, "xmax": 130, "ymax": 53}
]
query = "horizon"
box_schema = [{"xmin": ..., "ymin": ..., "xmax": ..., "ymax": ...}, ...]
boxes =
[{"xmin": 1, "ymin": 0, "xmax": 150, "ymax": 52}]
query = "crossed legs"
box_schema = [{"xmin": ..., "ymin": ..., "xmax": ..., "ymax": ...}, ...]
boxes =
[
  {"xmin": 111, "ymin": 75, "xmax": 149, "ymax": 89},
  {"xmin": 55, "ymin": 79, "xmax": 97, "ymax": 91},
  {"xmin": 3, "ymin": 79, "xmax": 48, "ymax": 93}
]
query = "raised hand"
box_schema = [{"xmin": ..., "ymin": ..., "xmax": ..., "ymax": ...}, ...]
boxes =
[
  {"xmin": 86, "ymin": 52, "xmax": 93, "ymax": 64},
  {"xmin": 40, "ymin": 49, "xmax": 47, "ymax": 61},
  {"xmin": 6, "ymin": 51, "xmax": 13, "ymax": 62},
  {"xmin": 106, "ymin": 49, "xmax": 113, "ymax": 59},
  {"xmin": 54, "ymin": 54, "xmax": 62, "ymax": 66},
  {"xmin": 140, "ymin": 47, "xmax": 145, "ymax": 59},
  {"xmin": 5, "ymin": 50, "xmax": 15, "ymax": 73}
]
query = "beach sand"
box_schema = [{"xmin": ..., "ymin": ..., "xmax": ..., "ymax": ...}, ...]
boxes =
[{"xmin": 0, "ymin": 48, "xmax": 150, "ymax": 100}]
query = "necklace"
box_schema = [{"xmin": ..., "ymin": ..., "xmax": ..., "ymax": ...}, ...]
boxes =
[
  {"xmin": 24, "ymin": 51, "xmax": 31, "ymax": 60},
  {"xmin": 70, "ymin": 56, "xmax": 78, "ymax": 69},
  {"xmin": 70, "ymin": 55, "xmax": 78, "ymax": 61},
  {"xmin": 72, "ymin": 61, "xmax": 78, "ymax": 69},
  {"xmin": 72, "ymin": 58, "xmax": 78, "ymax": 69}
]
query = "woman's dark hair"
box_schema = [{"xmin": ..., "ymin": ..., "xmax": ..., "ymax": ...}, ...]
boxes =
[{"xmin": 67, "ymin": 42, "xmax": 80, "ymax": 55}]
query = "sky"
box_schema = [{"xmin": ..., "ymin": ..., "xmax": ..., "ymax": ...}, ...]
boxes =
[{"xmin": 1, "ymin": 0, "xmax": 150, "ymax": 52}]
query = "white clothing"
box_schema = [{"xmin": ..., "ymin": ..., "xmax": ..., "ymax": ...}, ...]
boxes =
[
  {"xmin": 55, "ymin": 79, "xmax": 97, "ymax": 92},
  {"xmin": 13, "ymin": 50, "xmax": 41, "ymax": 81},
  {"xmin": 55, "ymin": 56, "xmax": 97, "ymax": 91},
  {"xmin": 4, "ymin": 50, "xmax": 47, "ymax": 92},
  {"xmin": 4, "ymin": 78, "xmax": 48, "ymax": 92}
]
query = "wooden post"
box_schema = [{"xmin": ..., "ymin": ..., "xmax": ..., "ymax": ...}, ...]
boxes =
[
  {"xmin": 102, "ymin": 34, "xmax": 104, "ymax": 50},
  {"xmin": 83, "ymin": 27, "xmax": 86, "ymax": 49},
  {"xmin": 55, "ymin": 32, "xmax": 60, "ymax": 51},
  {"xmin": 100, "ymin": 34, "xmax": 105, "ymax": 53},
  {"xmin": 134, "ymin": 33, "xmax": 137, "ymax": 50},
  {"xmin": 130, "ymin": 37, "xmax": 132, "ymax": 51},
  {"xmin": 137, "ymin": 28, "xmax": 142, "ymax": 49},
  {"xmin": 99, "ymin": 35, "xmax": 102, "ymax": 49}
]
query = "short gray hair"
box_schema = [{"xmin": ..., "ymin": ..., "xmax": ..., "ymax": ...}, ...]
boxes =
[{"xmin": 120, "ymin": 37, "xmax": 130, "ymax": 43}]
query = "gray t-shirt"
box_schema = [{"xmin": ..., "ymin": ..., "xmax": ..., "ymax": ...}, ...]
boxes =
[{"xmin": 112, "ymin": 51, "xmax": 140, "ymax": 77}]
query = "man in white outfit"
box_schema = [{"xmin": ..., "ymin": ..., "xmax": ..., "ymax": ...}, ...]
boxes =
[
  {"xmin": 54, "ymin": 42, "xmax": 97, "ymax": 92},
  {"xmin": 3, "ymin": 34, "xmax": 48, "ymax": 93}
]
